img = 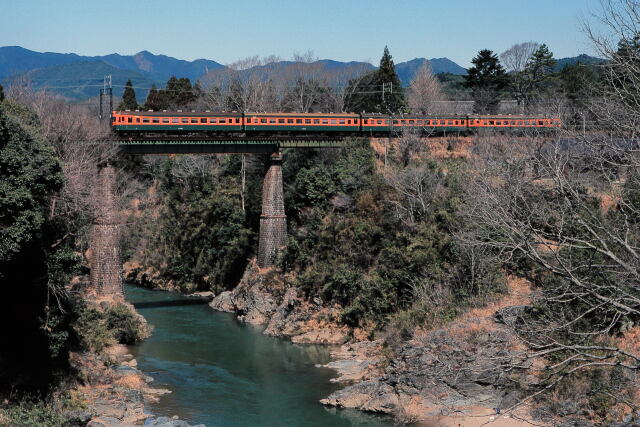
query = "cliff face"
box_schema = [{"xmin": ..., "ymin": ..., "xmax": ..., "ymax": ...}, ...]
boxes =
[{"xmin": 209, "ymin": 259, "xmax": 351, "ymax": 345}]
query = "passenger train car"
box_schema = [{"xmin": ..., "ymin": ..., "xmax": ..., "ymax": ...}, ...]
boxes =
[{"xmin": 111, "ymin": 110, "xmax": 561, "ymax": 136}]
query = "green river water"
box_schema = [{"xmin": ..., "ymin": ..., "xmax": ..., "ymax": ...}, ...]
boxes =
[{"xmin": 125, "ymin": 285, "xmax": 394, "ymax": 427}]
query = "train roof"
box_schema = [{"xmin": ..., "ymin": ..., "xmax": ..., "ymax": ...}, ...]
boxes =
[{"xmin": 113, "ymin": 110, "xmax": 242, "ymax": 116}]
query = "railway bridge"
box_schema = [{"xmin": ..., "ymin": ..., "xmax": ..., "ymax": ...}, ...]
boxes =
[
  {"xmin": 91, "ymin": 136, "xmax": 359, "ymax": 297},
  {"xmin": 90, "ymin": 110, "xmax": 560, "ymax": 297}
]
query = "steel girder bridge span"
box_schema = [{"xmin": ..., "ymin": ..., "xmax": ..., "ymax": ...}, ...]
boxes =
[{"xmin": 116, "ymin": 137, "xmax": 360, "ymax": 155}]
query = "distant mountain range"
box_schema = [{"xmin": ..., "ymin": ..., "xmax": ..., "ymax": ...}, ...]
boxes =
[{"xmin": 0, "ymin": 46, "xmax": 603, "ymax": 100}]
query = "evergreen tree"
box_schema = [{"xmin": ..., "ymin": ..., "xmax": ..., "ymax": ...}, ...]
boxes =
[
  {"xmin": 523, "ymin": 43, "xmax": 556, "ymax": 98},
  {"xmin": 157, "ymin": 76, "xmax": 198, "ymax": 109},
  {"xmin": 610, "ymin": 33, "xmax": 640, "ymax": 102},
  {"xmin": 143, "ymin": 84, "xmax": 161, "ymax": 111},
  {"xmin": 344, "ymin": 71, "xmax": 377, "ymax": 113},
  {"xmin": 0, "ymin": 84, "xmax": 4, "ymax": 102},
  {"xmin": 345, "ymin": 46, "xmax": 406, "ymax": 113},
  {"xmin": 464, "ymin": 49, "xmax": 508, "ymax": 114},
  {"xmin": 118, "ymin": 79, "xmax": 138, "ymax": 110},
  {"xmin": 377, "ymin": 46, "xmax": 405, "ymax": 113},
  {"xmin": 560, "ymin": 63, "xmax": 600, "ymax": 105}
]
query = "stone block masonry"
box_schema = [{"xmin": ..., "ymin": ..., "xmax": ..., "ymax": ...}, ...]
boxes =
[
  {"xmin": 89, "ymin": 164, "xmax": 123, "ymax": 296},
  {"xmin": 257, "ymin": 153, "xmax": 287, "ymax": 268}
]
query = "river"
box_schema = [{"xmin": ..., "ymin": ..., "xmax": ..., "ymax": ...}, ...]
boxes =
[{"xmin": 125, "ymin": 285, "xmax": 394, "ymax": 427}]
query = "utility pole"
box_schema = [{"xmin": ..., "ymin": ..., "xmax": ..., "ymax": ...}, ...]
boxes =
[{"xmin": 99, "ymin": 75, "xmax": 112, "ymax": 120}]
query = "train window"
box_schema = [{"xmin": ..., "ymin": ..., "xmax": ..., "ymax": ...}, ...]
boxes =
[
  {"xmin": 210, "ymin": 118, "xmax": 217, "ymax": 123},
  {"xmin": 143, "ymin": 119, "xmax": 150, "ymax": 123},
  {"xmin": 287, "ymin": 119, "xmax": 294, "ymax": 124},
  {"xmin": 307, "ymin": 119, "xmax": 313, "ymax": 124},
  {"xmin": 261, "ymin": 118, "xmax": 267, "ymax": 123},
  {"xmin": 278, "ymin": 119, "xmax": 285, "ymax": 124},
  {"xmin": 347, "ymin": 120, "xmax": 351, "ymax": 124},
  {"xmin": 363, "ymin": 120, "xmax": 368, "ymax": 124},
  {"xmin": 330, "ymin": 119, "xmax": 337, "ymax": 124},
  {"xmin": 220, "ymin": 119, "xmax": 227, "ymax": 123},
  {"xmin": 181, "ymin": 118, "xmax": 188, "ymax": 123},
  {"xmin": 408, "ymin": 120, "xmax": 414, "ymax": 124},
  {"xmin": 296, "ymin": 119, "xmax": 303, "ymax": 124},
  {"xmin": 136, "ymin": 118, "xmax": 140, "ymax": 123},
  {"xmin": 152, "ymin": 118, "xmax": 159, "ymax": 123},
  {"xmin": 188, "ymin": 119, "xmax": 195, "ymax": 123},
  {"xmin": 162, "ymin": 118, "xmax": 169, "ymax": 123},
  {"xmin": 393, "ymin": 120, "xmax": 399, "ymax": 124},
  {"xmin": 339, "ymin": 119, "xmax": 345, "ymax": 124},
  {"xmin": 269, "ymin": 119, "xmax": 276, "ymax": 123},
  {"xmin": 538, "ymin": 121, "xmax": 544, "ymax": 126},
  {"xmin": 127, "ymin": 117, "xmax": 132, "ymax": 123},
  {"xmin": 200, "ymin": 118, "xmax": 206, "ymax": 123},
  {"xmin": 236, "ymin": 118, "xmax": 240, "ymax": 123}
]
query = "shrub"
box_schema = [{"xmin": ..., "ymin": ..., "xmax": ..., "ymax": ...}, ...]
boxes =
[
  {"xmin": 73, "ymin": 303, "xmax": 148, "ymax": 352},
  {"xmin": 0, "ymin": 394, "xmax": 86, "ymax": 427},
  {"xmin": 105, "ymin": 303, "xmax": 149, "ymax": 345}
]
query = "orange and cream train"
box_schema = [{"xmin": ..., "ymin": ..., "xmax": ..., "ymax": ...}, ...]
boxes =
[{"xmin": 111, "ymin": 110, "xmax": 561, "ymax": 135}]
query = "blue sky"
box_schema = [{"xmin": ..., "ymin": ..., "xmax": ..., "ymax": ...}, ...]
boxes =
[{"xmin": 1, "ymin": 0, "xmax": 601, "ymax": 67}]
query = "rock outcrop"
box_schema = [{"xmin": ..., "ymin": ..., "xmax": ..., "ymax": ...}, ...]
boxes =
[
  {"xmin": 321, "ymin": 279, "xmax": 538, "ymax": 424},
  {"xmin": 209, "ymin": 259, "xmax": 350, "ymax": 344}
]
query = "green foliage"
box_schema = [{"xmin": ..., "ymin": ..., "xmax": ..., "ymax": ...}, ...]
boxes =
[
  {"xmin": 153, "ymin": 76, "xmax": 200, "ymax": 110},
  {"xmin": 74, "ymin": 302, "xmax": 147, "ymax": 353},
  {"xmin": 559, "ymin": 62, "xmax": 600, "ymax": 103},
  {"xmin": 73, "ymin": 305, "xmax": 114, "ymax": 354},
  {"xmin": 131, "ymin": 156, "xmax": 254, "ymax": 291},
  {"xmin": 143, "ymin": 84, "xmax": 161, "ymax": 110},
  {"xmin": 105, "ymin": 303, "xmax": 148, "ymax": 344},
  {"xmin": 345, "ymin": 46, "xmax": 406, "ymax": 113},
  {"xmin": 0, "ymin": 396, "xmax": 85, "ymax": 427},
  {"xmin": 0, "ymin": 100, "xmax": 85, "ymax": 396},
  {"xmin": 117, "ymin": 79, "xmax": 138, "ymax": 110},
  {"xmin": 0, "ymin": 102, "xmax": 64, "ymax": 264},
  {"xmin": 525, "ymin": 44, "xmax": 556, "ymax": 86},
  {"xmin": 464, "ymin": 49, "xmax": 508, "ymax": 113},
  {"xmin": 281, "ymin": 146, "xmax": 501, "ymax": 329}
]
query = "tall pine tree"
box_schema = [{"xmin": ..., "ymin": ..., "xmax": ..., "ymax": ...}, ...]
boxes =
[
  {"xmin": 118, "ymin": 79, "xmax": 138, "ymax": 110},
  {"xmin": 377, "ymin": 46, "xmax": 405, "ymax": 113},
  {"xmin": 523, "ymin": 43, "xmax": 556, "ymax": 101},
  {"xmin": 143, "ymin": 84, "xmax": 161, "ymax": 110},
  {"xmin": 464, "ymin": 49, "xmax": 508, "ymax": 114},
  {"xmin": 345, "ymin": 46, "xmax": 406, "ymax": 113}
]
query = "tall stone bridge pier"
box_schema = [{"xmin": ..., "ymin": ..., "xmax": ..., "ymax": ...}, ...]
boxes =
[{"xmin": 89, "ymin": 138, "xmax": 346, "ymax": 296}]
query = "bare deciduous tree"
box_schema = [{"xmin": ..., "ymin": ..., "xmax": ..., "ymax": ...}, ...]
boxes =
[
  {"xmin": 500, "ymin": 42, "xmax": 540, "ymax": 108},
  {"xmin": 406, "ymin": 61, "xmax": 445, "ymax": 114}
]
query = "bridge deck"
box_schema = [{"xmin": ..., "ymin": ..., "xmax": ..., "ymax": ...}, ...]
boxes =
[{"xmin": 116, "ymin": 138, "xmax": 361, "ymax": 154}]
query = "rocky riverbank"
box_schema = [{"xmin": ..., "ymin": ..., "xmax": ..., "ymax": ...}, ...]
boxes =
[
  {"xmin": 73, "ymin": 342, "xmax": 205, "ymax": 427},
  {"xmin": 208, "ymin": 263, "xmax": 546, "ymax": 425},
  {"xmin": 63, "ymin": 286, "xmax": 204, "ymax": 427},
  {"xmin": 209, "ymin": 259, "xmax": 368, "ymax": 344}
]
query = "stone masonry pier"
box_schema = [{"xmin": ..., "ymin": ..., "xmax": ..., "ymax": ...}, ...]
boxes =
[
  {"xmin": 257, "ymin": 153, "xmax": 287, "ymax": 268},
  {"xmin": 89, "ymin": 164, "xmax": 123, "ymax": 296}
]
